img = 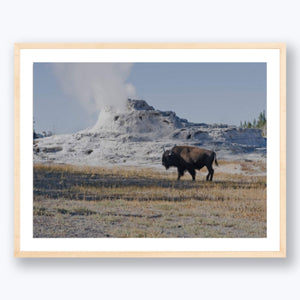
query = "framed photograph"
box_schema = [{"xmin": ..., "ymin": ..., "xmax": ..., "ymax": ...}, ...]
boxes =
[{"xmin": 14, "ymin": 43, "xmax": 286, "ymax": 257}]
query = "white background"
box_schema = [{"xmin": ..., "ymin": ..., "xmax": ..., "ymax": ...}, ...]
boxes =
[
  {"xmin": 0, "ymin": 1, "xmax": 295, "ymax": 299},
  {"xmin": 19, "ymin": 49, "xmax": 280, "ymax": 253}
]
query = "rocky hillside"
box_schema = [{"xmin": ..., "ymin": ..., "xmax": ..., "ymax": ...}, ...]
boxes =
[{"xmin": 34, "ymin": 99, "xmax": 266, "ymax": 167}]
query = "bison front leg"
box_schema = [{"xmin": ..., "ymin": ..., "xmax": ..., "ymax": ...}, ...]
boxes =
[
  {"xmin": 188, "ymin": 169, "xmax": 196, "ymax": 181},
  {"xmin": 177, "ymin": 168, "xmax": 184, "ymax": 180}
]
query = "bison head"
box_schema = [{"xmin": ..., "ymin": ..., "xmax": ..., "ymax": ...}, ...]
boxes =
[{"xmin": 162, "ymin": 150, "xmax": 179, "ymax": 170}]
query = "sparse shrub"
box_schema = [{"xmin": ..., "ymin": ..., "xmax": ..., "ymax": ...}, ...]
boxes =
[
  {"xmin": 70, "ymin": 208, "xmax": 96, "ymax": 216},
  {"xmin": 33, "ymin": 206, "xmax": 53, "ymax": 216},
  {"xmin": 57, "ymin": 208, "xmax": 69, "ymax": 214}
]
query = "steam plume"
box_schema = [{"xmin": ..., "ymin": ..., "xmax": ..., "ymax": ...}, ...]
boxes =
[{"xmin": 52, "ymin": 63, "xmax": 136, "ymax": 113}]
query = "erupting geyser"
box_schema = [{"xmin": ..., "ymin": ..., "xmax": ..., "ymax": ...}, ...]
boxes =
[{"xmin": 52, "ymin": 63, "xmax": 137, "ymax": 114}]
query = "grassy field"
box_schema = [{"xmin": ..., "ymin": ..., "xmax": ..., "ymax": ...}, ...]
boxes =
[{"xmin": 33, "ymin": 161, "xmax": 266, "ymax": 238}]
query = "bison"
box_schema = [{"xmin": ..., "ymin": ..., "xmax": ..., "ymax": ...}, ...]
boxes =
[{"xmin": 162, "ymin": 145, "xmax": 218, "ymax": 181}]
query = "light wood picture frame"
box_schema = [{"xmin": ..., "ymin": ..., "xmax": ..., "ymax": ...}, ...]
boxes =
[{"xmin": 14, "ymin": 43, "xmax": 286, "ymax": 258}]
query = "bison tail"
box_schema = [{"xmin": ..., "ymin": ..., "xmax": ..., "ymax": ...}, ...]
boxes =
[{"xmin": 214, "ymin": 152, "xmax": 219, "ymax": 166}]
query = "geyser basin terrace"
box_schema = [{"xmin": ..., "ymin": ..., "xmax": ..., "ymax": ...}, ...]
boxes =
[{"xmin": 33, "ymin": 99, "xmax": 266, "ymax": 167}]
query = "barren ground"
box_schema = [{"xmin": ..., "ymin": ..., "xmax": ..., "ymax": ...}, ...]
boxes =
[{"xmin": 33, "ymin": 160, "xmax": 266, "ymax": 238}]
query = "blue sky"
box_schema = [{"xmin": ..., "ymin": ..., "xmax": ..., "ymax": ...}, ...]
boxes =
[{"xmin": 33, "ymin": 62, "xmax": 266, "ymax": 134}]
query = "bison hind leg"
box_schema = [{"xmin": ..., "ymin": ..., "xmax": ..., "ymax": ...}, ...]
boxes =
[
  {"xmin": 206, "ymin": 165, "xmax": 214, "ymax": 181},
  {"xmin": 206, "ymin": 172, "xmax": 210, "ymax": 181}
]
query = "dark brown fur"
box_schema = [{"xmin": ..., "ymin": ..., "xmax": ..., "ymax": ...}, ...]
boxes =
[{"xmin": 162, "ymin": 145, "xmax": 218, "ymax": 181}]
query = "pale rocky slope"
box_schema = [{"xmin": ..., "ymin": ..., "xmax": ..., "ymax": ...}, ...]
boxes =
[{"xmin": 34, "ymin": 99, "xmax": 266, "ymax": 168}]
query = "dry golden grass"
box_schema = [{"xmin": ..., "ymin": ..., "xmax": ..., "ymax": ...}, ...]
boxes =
[{"xmin": 33, "ymin": 161, "xmax": 266, "ymax": 238}]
